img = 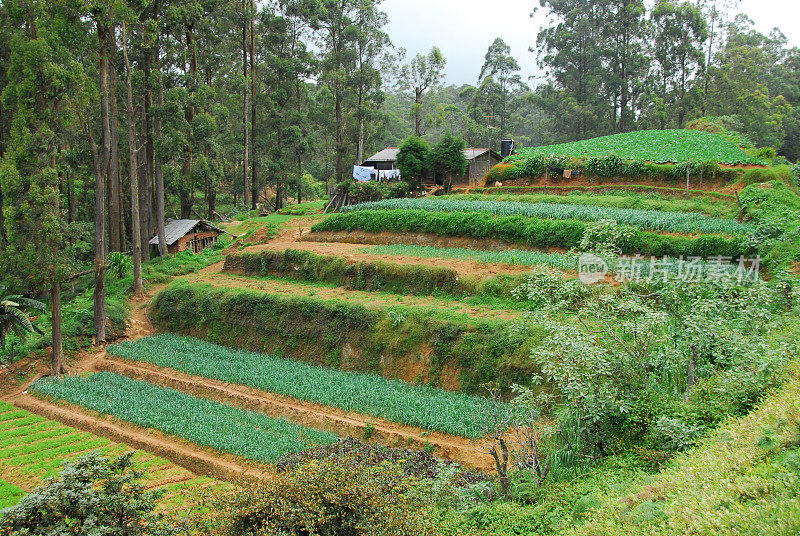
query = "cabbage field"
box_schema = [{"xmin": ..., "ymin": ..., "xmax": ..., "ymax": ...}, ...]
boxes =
[
  {"xmin": 343, "ymin": 198, "xmax": 753, "ymax": 236},
  {"xmin": 509, "ymin": 129, "xmax": 762, "ymax": 165},
  {"xmin": 107, "ymin": 334, "xmax": 499, "ymax": 439},
  {"xmin": 29, "ymin": 373, "xmax": 338, "ymax": 462}
]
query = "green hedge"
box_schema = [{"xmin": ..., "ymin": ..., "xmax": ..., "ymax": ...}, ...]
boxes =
[
  {"xmin": 311, "ymin": 210, "xmax": 752, "ymax": 258},
  {"xmin": 152, "ymin": 281, "xmax": 542, "ymax": 393},
  {"xmin": 223, "ymin": 249, "xmax": 527, "ymax": 299},
  {"xmin": 493, "ymin": 154, "xmax": 793, "ymax": 186}
]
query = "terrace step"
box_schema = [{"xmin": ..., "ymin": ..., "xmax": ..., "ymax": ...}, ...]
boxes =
[
  {"xmin": 96, "ymin": 356, "xmax": 494, "ymax": 471},
  {"xmin": 193, "ymin": 264, "xmax": 523, "ymax": 320},
  {"xmin": 9, "ymin": 394, "xmax": 265, "ymax": 485}
]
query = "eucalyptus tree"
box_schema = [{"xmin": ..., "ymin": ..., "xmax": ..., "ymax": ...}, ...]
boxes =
[
  {"xmin": 651, "ymin": 1, "xmax": 707, "ymax": 128},
  {"xmin": 536, "ymin": 0, "xmax": 608, "ymax": 140},
  {"xmin": 477, "ymin": 38, "xmax": 526, "ymax": 138},
  {"xmin": 316, "ymin": 0, "xmax": 360, "ymax": 182},
  {"xmin": 259, "ymin": 0, "xmax": 317, "ymax": 209},
  {"xmin": 351, "ymin": 0, "xmax": 390, "ymax": 164},
  {"xmin": 404, "ymin": 46, "xmax": 446, "ymax": 137}
]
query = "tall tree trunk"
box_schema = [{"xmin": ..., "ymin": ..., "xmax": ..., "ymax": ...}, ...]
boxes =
[
  {"xmin": 702, "ymin": 0, "xmax": 717, "ymax": 117},
  {"xmin": 139, "ymin": 130, "xmax": 151, "ymax": 260},
  {"xmin": 250, "ymin": 0, "xmax": 257, "ymax": 210},
  {"xmin": 123, "ymin": 23, "xmax": 143, "ymax": 297},
  {"xmin": 109, "ymin": 35, "xmax": 122, "ymax": 253},
  {"xmin": 0, "ymin": 170, "xmax": 6, "ymax": 249},
  {"xmin": 50, "ymin": 284, "xmax": 66, "ymax": 376},
  {"xmin": 357, "ymin": 84, "xmax": 365, "ymax": 164},
  {"xmin": 414, "ymin": 87, "xmax": 423, "ymax": 137},
  {"xmin": 143, "ymin": 37, "xmax": 155, "ymax": 263},
  {"xmin": 94, "ymin": 22, "xmax": 109, "ymax": 344},
  {"xmin": 334, "ymin": 90, "xmax": 344, "ymax": 183},
  {"xmin": 153, "ymin": 0, "xmax": 167, "ymax": 256},
  {"xmin": 0, "ymin": 99, "xmax": 6, "ymax": 249},
  {"xmin": 242, "ymin": 3, "xmax": 251, "ymax": 208},
  {"xmin": 206, "ymin": 180, "xmax": 216, "ymax": 219},
  {"xmin": 180, "ymin": 23, "xmax": 196, "ymax": 220},
  {"xmin": 297, "ymin": 152, "xmax": 302, "ymax": 204}
]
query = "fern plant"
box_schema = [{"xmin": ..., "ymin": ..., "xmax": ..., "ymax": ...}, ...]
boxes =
[{"xmin": 0, "ymin": 288, "xmax": 45, "ymax": 364}]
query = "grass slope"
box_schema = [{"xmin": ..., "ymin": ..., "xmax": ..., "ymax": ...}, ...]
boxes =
[
  {"xmin": 29, "ymin": 373, "xmax": 338, "ymax": 463},
  {"xmin": 513, "ymin": 129, "xmax": 762, "ymax": 165},
  {"xmin": 107, "ymin": 334, "xmax": 501, "ymax": 439},
  {"xmin": 568, "ymin": 361, "xmax": 800, "ymax": 536}
]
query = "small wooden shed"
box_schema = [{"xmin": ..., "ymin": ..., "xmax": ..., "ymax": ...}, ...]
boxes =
[{"xmin": 149, "ymin": 219, "xmax": 228, "ymax": 256}]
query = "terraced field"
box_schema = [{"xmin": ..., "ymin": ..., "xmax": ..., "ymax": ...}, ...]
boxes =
[
  {"xmin": 342, "ymin": 198, "xmax": 753, "ymax": 235},
  {"xmin": 508, "ymin": 129, "xmax": 762, "ymax": 165},
  {"xmin": 107, "ymin": 334, "xmax": 500, "ymax": 439},
  {"xmin": 29, "ymin": 373, "xmax": 338, "ymax": 463},
  {"xmin": 447, "ymin": 191, "xmax": 740, "ymax": 218},
  {"xmin": 361, "ymin": 244, "xmax": 578, "ymax": 269},
  {"xmin": 0, "ymin": 480, "xmax": 24, "ymax": 509},
  {"xmin": 0, "ymin": 400, "xmax": 217, "ymax": 510},
  {"xmin": 193, "ymin": 263, "xmax": 524, "ymax": 319}
]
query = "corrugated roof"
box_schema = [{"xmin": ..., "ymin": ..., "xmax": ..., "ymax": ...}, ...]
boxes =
[
  {"xmin": 363, "ymin": 147, "xmax": 400, "ymax": 163},
  {"xmin": 363, "ymin": 147, "xmax": 499, "ymax": 164},
  {"xmin": 149, "ymin": 219, "xmax": 227, "ymax": 246},
  {"xmin": 463, "ymin": 148, "xmax": 491, "ymax": 160}
]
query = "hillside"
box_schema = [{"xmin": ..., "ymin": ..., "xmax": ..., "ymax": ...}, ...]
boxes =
[{"xmin": 510, "ymin": 129, "xmax": 763, "ymax": 166}]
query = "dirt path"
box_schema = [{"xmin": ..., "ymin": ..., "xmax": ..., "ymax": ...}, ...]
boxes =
[
  {"xmin": 192, "ymin": 262, "xmax": 522, "ymax": 320},
  {"xmin": 96, "ymin": 356, "xmax": 493, "ymax": 470}
]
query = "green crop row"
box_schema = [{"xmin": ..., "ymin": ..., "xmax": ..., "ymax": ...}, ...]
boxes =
[
  {"xmin": 361, "ymin": 244, "xmax": 578, "ymax": 270},
  {"xmin": 342, "ymin": 198, "xmax": 752, "ymax": 236},
  {"xmin": 223, "ymin": 249, "xmax": 529, "ymax": 299},
  {"xmin": 464, "ymin": 185, "xmax": 739, "ymax": 199},
  {"xmin": 446, "ymin": 192, "xmax": 739, "ymax": 218},
  {"xmin": 29, "ymin": 373, "xmax": 338, "ymax": 463},
  {"xmin": 312, "ymin": 210, "xmax": 752, "ymax": 259},
  {"xmin": 108, "ymin": 334, "xmax": 501, "ymax": 439}
]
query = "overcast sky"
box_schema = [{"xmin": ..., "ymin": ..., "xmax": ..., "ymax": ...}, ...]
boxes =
[{"xmin": 381, "ymin": 0, "xmax": 800, "ymax": 87}]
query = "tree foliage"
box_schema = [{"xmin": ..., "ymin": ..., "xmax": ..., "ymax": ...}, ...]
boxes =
[
  {"xmin": 396, "ymin": 135, "xmax": 430, "ymax": 187},
  {"xmin": 0, "ymin": 452, "xmax": 178, "ymax": 536}
]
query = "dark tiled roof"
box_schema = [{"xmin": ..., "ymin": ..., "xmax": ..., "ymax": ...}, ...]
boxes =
[{"xmin": 149, "ymin": 219, "xmax": 225, "ymax": 246}]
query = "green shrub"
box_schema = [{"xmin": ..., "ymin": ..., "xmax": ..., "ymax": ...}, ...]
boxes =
[
  {"xmin": 0, "ymin": 452, "xmax": 178, "ymax": 535},
  {"xmin": 207, "ymin": 458, "xmax": 440, "ymax": 536}
]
